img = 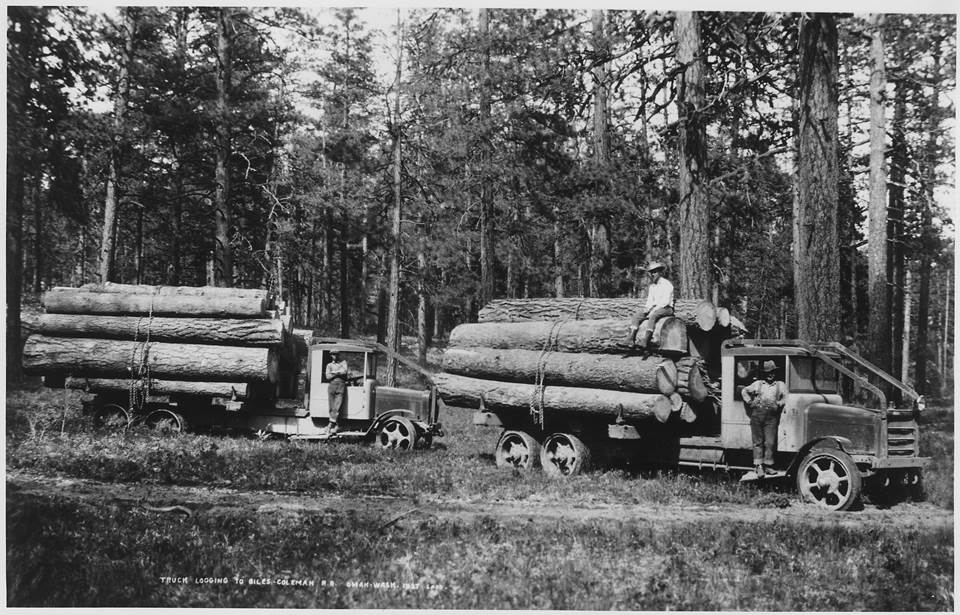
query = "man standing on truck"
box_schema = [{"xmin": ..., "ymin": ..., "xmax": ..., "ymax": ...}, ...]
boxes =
[
  {"xmin": 742, "ymin": 360, "xmax": 787, "ymax": 476},
  {"xmin": 325, "ymin": 351, "xmax": 349, "ymax": 435},
  {"xmin": 625, "ymin": 261, "xmax": 675, "ymax": 349}
]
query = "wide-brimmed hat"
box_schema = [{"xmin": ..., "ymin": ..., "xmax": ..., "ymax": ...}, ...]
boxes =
[
  {"xmin": 762, "ymin": 360, "xmax": 777, "ymax": 374},
  {"xmin": 645, "ymin": 261, "xmax": 666, "ymax": 273}
]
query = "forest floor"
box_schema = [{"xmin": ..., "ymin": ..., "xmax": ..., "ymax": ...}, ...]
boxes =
[{"xmin": 5, "ymin": 381, "xmax": 955, "ymax": 609}]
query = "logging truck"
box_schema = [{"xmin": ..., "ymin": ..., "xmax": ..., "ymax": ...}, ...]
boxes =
[
  {"xmin": 68, "ymin": 339, "xmax": 443, "ymax": 450},
  {"xmin": 24, "ymin": 284, "xmax": 443, "ymax": 450},
  {"xmin": 462, "ymin": 338, "xmax": 928, "ymax": 511}
]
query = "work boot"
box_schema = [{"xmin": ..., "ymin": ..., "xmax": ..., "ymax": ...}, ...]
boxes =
[
  {"xmin": 754, "ymin": 464, "xmax": 764, "ymax": 478},
  {"xmin": 623, "ymin": 328, "xmax": 637, "ymax": 347},
  {"xmin": 328, "ymin": 422, "xmax": 339, "ymax": 435},
  {"xmin": 763, "ymin": 465, "xmax": 777, "ymax": 476}
]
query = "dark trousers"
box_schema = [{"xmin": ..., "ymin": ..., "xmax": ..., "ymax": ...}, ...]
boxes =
[
  {"xmin": 749, "ymin": 405, "xmax": 780, "ymax": 466},
  {"xmin": 630, "ymin": 306, "xmax": 674, "ymax": 334},
  {"xmin": 328, "ymin": 379, "xmax": 346, "ymax": 423}
]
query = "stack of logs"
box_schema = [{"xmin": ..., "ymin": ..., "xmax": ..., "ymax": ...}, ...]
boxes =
[
  {"xmin": 434, "ymin": 296, "xmax": 745, "ymax": 426},
  {"xmin": 22, "ymin": 283, "xmax": 303, "ymax": 401}
]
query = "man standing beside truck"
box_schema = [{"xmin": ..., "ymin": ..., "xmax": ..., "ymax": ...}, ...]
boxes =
[
  {"xmin": 625, "ymin": 261, "xmax": 675, "ymax": 349},
  {"xmin": 742, "ymin": 360, "xmax": 787, "ymax": 476},
  {"xmin": 325, "ymin": 351, "xmax": 349, "ymax": 435}
]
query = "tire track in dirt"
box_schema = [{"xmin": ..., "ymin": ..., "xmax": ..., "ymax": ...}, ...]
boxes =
[{"xmin": 6, "ymin": 469, "xmax": 953, "ymax": 529}]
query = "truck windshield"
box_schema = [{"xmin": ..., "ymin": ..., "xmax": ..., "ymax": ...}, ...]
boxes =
[{"xmin": 789, "ymin": 357, "xmax": 838, "ymax": 394}]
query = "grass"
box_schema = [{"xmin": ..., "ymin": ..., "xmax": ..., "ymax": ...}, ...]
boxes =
[
  {"xmin": 5, "ymin": 381, "xmax": 954, "ymax": 508},
  {"xmin": 5, "ymin": 381, "xmax": 955, "ymax": 608},
  {"xmin": 6, "ymin": 491, "xmax": 953, "ymax": 609}
]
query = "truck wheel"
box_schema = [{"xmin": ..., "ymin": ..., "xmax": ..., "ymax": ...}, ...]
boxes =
[
  {"xmin": 92, "ymin": 403, "xmax": 131, "ymax": 431},
  {"xmin": 540, "ymin": 433, "xmax": 591, "ymax": 477},
  {"xmin": 377, "ymin": 416, "xmax": 418, "ymax": 450},
  {"xmin": 145, "ymin": 409, "xmax": 185, "ymax": 435},
  {"xmin": 796, "ymin": 448, "xmax": 862, "ymax": 511},
  {"xmin": 494, "ymin": 430, "xmax": 540, "ymax": 470}
]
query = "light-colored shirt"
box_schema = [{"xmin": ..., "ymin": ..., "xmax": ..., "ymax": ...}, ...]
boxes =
[
  {"xmin": 644, "ymin": 277, "xmax": 675, "ymax": 312},
  {"xmin": 325, "ymin": 359, "xmax": 349, "ymax": 381},
  {"xmin": 742, "ymin": 379, "xmax": 787, "ymax": 411}
]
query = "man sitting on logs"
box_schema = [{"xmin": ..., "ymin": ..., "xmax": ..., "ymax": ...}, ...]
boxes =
[
  {"xmin": 741, "ymin": 360, "xmax": 787, "ymax": 476},
  {"xmin": 325, "ymin": 351, "xmax": 350, "ymax": 435},
  {"xmin": 625, "ymin": 261, "xmax": 675, "ymax": 349}
]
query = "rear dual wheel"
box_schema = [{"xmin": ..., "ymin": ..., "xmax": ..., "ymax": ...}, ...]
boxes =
[
  {"xmin": 540, "ymin": 432, "xmax": 592, "ymax": 477},
  {"xmin": 494, "ymin": 430, "xmax": 540, "ymax": 470}
]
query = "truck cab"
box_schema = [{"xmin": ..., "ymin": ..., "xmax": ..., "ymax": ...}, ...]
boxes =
[{"xmin": 718, "ymin": 339, "xmax": 927, "ymax": 508}]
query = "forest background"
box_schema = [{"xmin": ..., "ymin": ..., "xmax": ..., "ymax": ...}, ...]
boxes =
[{"xmin": 5, "ymin": 7, "xmax": 956, "ymax": 398}]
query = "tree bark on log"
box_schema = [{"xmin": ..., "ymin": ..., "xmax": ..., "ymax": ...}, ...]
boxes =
[
  {"xmin": 478, "ymin": 297, "xmax": 717, "ymax": 330},
  {"xmin": 69, "ymin": 282, "xmax": 270, "ymax": 302},
  {"xmin": 64, "ymin": 376, "xmax": 248, "ymax": 398},
  {"xmin": 42, "ymin": 288, "xmax": 268, "ymax": 318},
  {"xmin": 22, "ymin": 335, "xmax": 279, "ymax": 382},
  {"xmin": 449, "ymin": 318, "xmax": 679, "ymax": 354},
  {"xmin": 38, "ymin": 314, "xmax": 283, "ymax": 345},
  {"xmin": 434, "ymin": 372, "xmax": 673, "ymax": 421},
  {"xmin": 676, "ymin": 356, "xmax": 708, "ymax": 402},
  {"xmin": 441, "ymin": 347, "xmax": 677, "ymax": 395}
]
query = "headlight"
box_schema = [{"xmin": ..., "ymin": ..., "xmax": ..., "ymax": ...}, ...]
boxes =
[{"xmin": 914, "ymin": 395, "xmax": 926, "ymax": 412}]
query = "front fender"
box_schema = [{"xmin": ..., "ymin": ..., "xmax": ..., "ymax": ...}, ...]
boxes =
[{"xmin": 786, "ymin": 436, "xmax": 854, "ymax": 476}]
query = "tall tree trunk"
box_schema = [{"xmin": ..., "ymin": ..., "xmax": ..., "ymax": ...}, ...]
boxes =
[
  {"xmin": 417, "ymin": 224, "xmax": 428, "ymax": 366},
  {"xmin": 901, "ymin": 267, "xmax": 912, "ymax": 384},
  {"xmin": 793, "ymin": 14, "xmax": 840, "ymax": 341},
  {"xmin": 134, "ymin": 207, "xmax": 144, "ymax": 284},
  {"xmin": 914, "ymin": 41, "xmax": 942, "ymax": 395},
  {"xmin": 213, "ymin": 7, "xmax": 234, "ymax": 286},
  {"xmin": 478, "ymin": 8, "xmax": 495, "ymax": 306},
  {"xmin": 888, "ymin": 82, "xmax": 907, "ymax": 378},
  {"xmin": 553, "ymin": 204, "xmax": 564, "ymax": 297},
  {"xmin": 866, "ymin": 14, "xmax": 889, "ymax": 372},
  {"xmin": 99, "ymin": 7, "xmax": 135, "ymax": 284},
  {"xmin": 7, "ymin": 163, "xmax": 25, "ymax": 381},
  {"xmin": 940, "ymin": 272, "xmax": 951, "ymax": 398},
  {"xmin": 674, "ymin": 11, "xmax": 711, "ymax": 299},
  {"xmin": 386, "ymin": 11, "xmax": 404, "ymax": 385},
  {"xmin": 589, "ymin": 9, "xmax": 610, "ymax": 297},
  {"xmin": 33, "ymin": 173, "xmax": 44, "ymax": 293},
  {"xmin": 339, "ymin": 170, "xmax": 350, "ymax": 337}
]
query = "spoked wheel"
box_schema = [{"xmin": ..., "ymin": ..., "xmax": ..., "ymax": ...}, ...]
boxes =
[
  {"xmin": 377, "ymin": 416, "xmax": 419, "ymax": 450},
  {"xmin": 93, "ymin": 403, "xmax": 131, "ymax": 431},
  {"xmin": 797, "ymin": 448, "xmax": 863, "ymax": 511},
  {"xmin": 540, "ymin": 432, "xmax": 591, "ymax": 477},
  {"xmin": 494, "ymin": 430, "xmax": 540, "ymax": 470},
  {"xmin": 145, "ymin": 409, "xmax": 186, "ymax": 435}
]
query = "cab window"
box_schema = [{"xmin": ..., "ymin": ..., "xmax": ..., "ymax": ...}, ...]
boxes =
[{"xmin": 788, "ymin": 357, "xmax": 838, "ymax": 393}]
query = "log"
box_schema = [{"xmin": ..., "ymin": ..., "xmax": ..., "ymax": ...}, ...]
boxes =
[
  {"xmin": 67, "ymin": 282, "xmax": 270, "ymax": 301},
  {"xmin": 37, "ymin": 314, "xmax": 284, "ymax": 345},
  {"xmin": 716, "ymin": 306, "xmax": 730, "ymax": 328},
  {"xmin": 64, "ymin": 377, "xmax": 248, "ymax": 399},
  {"xmin": 441, "ymin": 347, "xmax": 677, "ymax": 395},
  {"xmin": 434, "ymin": 372, "xmax": 673, "ymax": 422},
  {"xmin": 679, "ymin": 402, "xmax": 697, "ymax": 423},
  {"xmin": 668, "ymin": 392, "xmax": 684, "ymax": 412},
  {"xmin": 449, "ymin": 319, "xmax": 679, "ymax": 354},
  {"xmin": 42, "ymin": 288, "xmax": 268, "ymax": 318},
  {"xmin": 478, "ymin": 297, "xmax": 718, "ymax": 330},
  {"xmin": 22, "ymin": 335, "xmax": 279, "ymax": 382},
  {"xmin": 652, "ymin": 317, "xmax": 688, "ymax": 354},
  {"xmin": 676, "ymin": 356, "xmax": 709, "ymax": 402}
]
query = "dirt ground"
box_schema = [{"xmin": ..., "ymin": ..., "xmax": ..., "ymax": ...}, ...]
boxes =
[{"xmin": 7, "ymin": 469, "xmax": 952, "ymax": 529}]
